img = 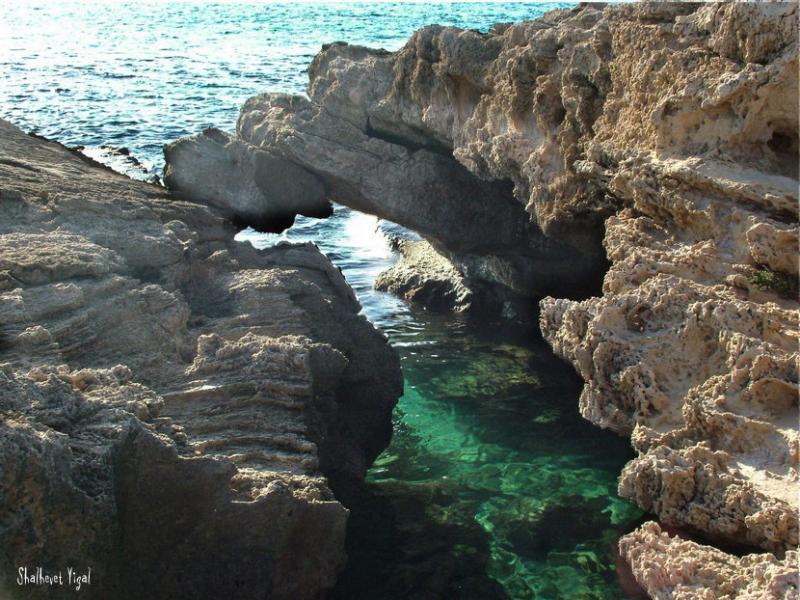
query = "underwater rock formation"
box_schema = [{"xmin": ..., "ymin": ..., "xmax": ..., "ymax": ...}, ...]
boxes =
[
  {"xmin": 166, "ymin": 1, "xmax": 798, "ymax": 594},
  {"xmin": 0, "ymin": 119, "xmax": 401, "ymax": 599}
]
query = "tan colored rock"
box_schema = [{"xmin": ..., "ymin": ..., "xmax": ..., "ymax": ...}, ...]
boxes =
[
  {"xmin": 375, "ymin": 239, "xmax": 474, "ymax": 313},
  {"xmin": 619, "ymin": 522, "xmax": 798, "ymax": 600},
  {"xmin": 536, "ymin": 2, "xmax": 799, "ymax": 595},
  {"xmin": 0, "ymin": 118, "xmax": 402, "ymax": 599},
  {"xmin": 541, "ymin": 150, "xmax": 799, "ymax": 561},
  {"xmin": 163, "ymin": 2, "xmax": 796, "ymax": 595},
  {"xmin": 231, "ymin": 91, "xmax": 596, "ymax": 300},
  {"xmin": 746, "ymin": 220, "xmax": 798, "ymax": 276},
  {"xmin": 166, "ymin": 15, "xmax": 617, "ymax": 301}
]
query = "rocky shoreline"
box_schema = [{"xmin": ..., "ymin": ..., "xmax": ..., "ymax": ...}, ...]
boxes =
[
  {"xmin": 165, "ymin": 2, "xmax": 798, "ymax": 598},
  {"xmin": 0, "ymin": 119, "xmax": 401, "ymax": 599}
]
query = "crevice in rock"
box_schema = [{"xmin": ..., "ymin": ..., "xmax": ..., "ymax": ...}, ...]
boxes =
[
  {"xmin": 365, "ymin": 117, "xmax": 454, "ymax": 158},
  {"xmin": 767, "ymin": 129, "xmax": 799, "ymax": 179},
  {"xmin": 0, "ymin": 119, "xmax": 404, "ymax": 600},
  {"xmin": 230, "ymin": 211, "xmax": 297, "ymax": 234}
]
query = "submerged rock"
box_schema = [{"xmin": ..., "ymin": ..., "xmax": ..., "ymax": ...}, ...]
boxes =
[
  {"xmin": 0, "ymin": 119, "xmax": 402, "ymax": 599},
  {"xmin": 331, "ymin": 480, "xmax": 511, "ymax": 600},
  {"xmin": 375, "ymin": 239, "xmax": 474, "ymax": 313}
]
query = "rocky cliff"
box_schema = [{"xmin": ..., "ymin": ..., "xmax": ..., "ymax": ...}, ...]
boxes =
[
  {"xmin": 0, "ymin": 119, "xmax": 402, "ymax": 599},
  {"xmin": 165, "ymin": 2, "xmax": 798, "ymax": 597}
]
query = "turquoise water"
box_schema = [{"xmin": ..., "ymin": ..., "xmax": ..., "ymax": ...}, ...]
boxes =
[
  {"xmin": 1, "ymin": 1, "xmax": 568, "ymax": 178},
  {"xmin": 337, "ymin": 314, "xmax": 643, "ymax": 599},
  {"xmin": 1, "ymin": 3, "xmax": 643, "ymax": 598},
  {"xmin": 242, "ymin": 219, "xmax": 643, "ymax": 599}
]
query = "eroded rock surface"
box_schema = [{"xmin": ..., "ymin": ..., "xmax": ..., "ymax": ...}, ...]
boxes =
[
  {"xmin": 164, "ymin": 1, "xmax": 797, "ymax": 594},
  {"xmin": 166, "ymin": 40, "xmax": 611, "ymax": 302},
  {"xmin": 375, "ymin": 239, "xmax": 474, "ymax": 313},
  {"xmin": 532, "ymin": 2, "xmax": 799, "ymax": 594},
  {"xmin": 0, "ymin": 119, "xmax": 401, "ymax": 600},
  {"xmin": 620, "ymin": 522, "xmax": 799, "ymax": 600}
]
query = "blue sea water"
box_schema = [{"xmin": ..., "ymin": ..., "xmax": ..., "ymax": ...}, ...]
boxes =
[
  {"xmin": 1, "ymin": 3, "xmax": 644, "ymax": 598},
  {"xmin": 1, "ymin": 1, "xmax": 573, "ymax": 176}
]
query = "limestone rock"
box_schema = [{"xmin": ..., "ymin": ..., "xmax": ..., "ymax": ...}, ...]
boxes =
[
  {"xmin": 535, "ymin": 2, "xmax": 799, "ymax": 594},
  {"xmin": 0, "ymin": 118, "xmax": 402, "ymax": 600},
  {"xmin": 375, "ymin": 239, "xmax": 473, "ymax": 313},
  {"xmin": 161, "ymin": 2, "xmax": 797, "ymax": 594},
  {"xmin": 163, "ymin": 127, "xmax": 331, "ymax": 232},
  {"xmin": 619, "ymin": 522, "xmax": 799, "ymax": 600},
  {"xmin": 236, "ymin": 91, "xmax": 601, "ymax": 301},
  {"xmin": 166, "ymin": 31, "xmax": 613, "ymax": 301}
]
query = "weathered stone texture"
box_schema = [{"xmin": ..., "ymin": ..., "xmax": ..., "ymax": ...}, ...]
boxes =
[
  {"xmin": 0, "ymin": 119, "xmax": 401, "ymax": 600},
  {"xmin": 163, "ymin": 2, "xmax": 798, "ymax": 595}
]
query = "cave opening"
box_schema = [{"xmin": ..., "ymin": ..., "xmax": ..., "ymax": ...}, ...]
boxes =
[{"xmin": 767, "ymin": 129, "xmax": 799, "ymax": 179}]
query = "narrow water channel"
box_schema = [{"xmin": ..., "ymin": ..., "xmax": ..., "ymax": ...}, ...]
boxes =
[{"xmin": 239, "ymin": 210, "xmax": 642, "ymax": 599}]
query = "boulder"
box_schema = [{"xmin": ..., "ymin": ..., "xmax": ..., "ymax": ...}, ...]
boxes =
[{"xmin": 375, "ymin": 239, "xmax": 474, "ymax": 313}]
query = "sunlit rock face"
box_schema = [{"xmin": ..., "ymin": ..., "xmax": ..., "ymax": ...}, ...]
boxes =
[
  {"xmin": 165, "ymin": 27, "xmax": 615, "ymax": 304},
  {"xmin": 0, "ymin": 119, "xmax": 402, "ymax": 600},
  {"xmin": 162, "ymin": 1, "xmax": 797, "ymax": 594},
  {"xmin": 169, "ymin": 2, "xmax": 797, "ymax": 596},
  {"xmin": 620, "ymin": 522, "xmax": 799, "ymax": 600},
  {"xmin": 163, "ymin": 127, "xmax": 332, "ymax": 232},
  {"xmin": 537, "ymin": 3, "xmax": 799, "ymax": 597},
  {"xmin": 375, "ymin": 239, "xmax": 475, "ymax": 313}
]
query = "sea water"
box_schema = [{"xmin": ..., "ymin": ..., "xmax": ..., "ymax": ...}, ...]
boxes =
[{"xmin": 0, "ymin": 3, "xmax": 643, "ymax": 598}]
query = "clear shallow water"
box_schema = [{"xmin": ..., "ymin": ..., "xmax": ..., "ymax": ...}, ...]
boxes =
[
  {"xmin": 2, "ymin": 2, "xmax": 644, "ymax": 598},
  {"xmin": 245, "ymin": 218, "xmax": 643, "ymax": 598}
]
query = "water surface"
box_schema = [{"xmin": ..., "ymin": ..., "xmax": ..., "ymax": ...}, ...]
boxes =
[{"xmin": 1, "ymin": 3, "xmax": 643, "ymax": 598}]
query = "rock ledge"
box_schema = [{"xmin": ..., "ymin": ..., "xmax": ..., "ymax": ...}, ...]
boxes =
[{"xmin": 0, "ymin": 119, "xmax": 402, "ymax": 600}]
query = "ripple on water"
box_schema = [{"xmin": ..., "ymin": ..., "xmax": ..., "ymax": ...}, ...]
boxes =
[{"xmin": 333, "ymin": 315, "xmax": 642, "ymax": 600}]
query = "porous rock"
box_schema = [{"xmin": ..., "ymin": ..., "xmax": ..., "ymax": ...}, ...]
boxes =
[
  {"xmin": 619, "ymin": 522, "xmax": 799, "ymax": 600},
  {"xmin": 164, "ymin": 2, "xmax": 798, "ymax": 594},
  {"xmin": 534, "ymin": 2, "xmax": 799, "ymax": 594},
  {"xmin": 375, "ymin": 239, "xmax": 474, "ymax": 313}
]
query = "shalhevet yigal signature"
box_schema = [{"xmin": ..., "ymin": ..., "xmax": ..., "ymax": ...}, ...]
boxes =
[{"xmin": 17, "ymin": 566, "xmax": 92, "ymax": 591}]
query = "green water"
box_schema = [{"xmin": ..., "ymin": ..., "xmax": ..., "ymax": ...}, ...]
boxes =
[
  {"xmin": 242, "ymin": 211, "xmax": 643, "ymax": 598},
  {"xmin": 332, "ymin": 310, "xmax": 643, "ymax": 600}
]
